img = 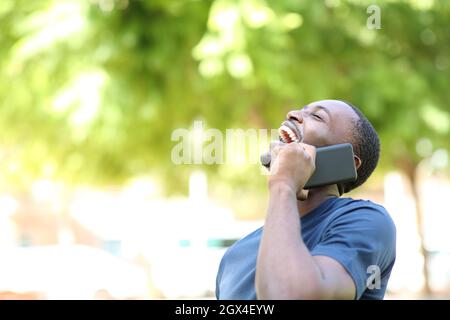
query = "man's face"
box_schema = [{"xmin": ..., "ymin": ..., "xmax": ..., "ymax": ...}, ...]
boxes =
[{"xmin": 279, "ymin": 100, "xmax": 359, "ymax": 148}]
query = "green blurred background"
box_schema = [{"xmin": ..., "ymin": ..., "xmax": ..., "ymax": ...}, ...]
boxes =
[{"xmin": 0, "ymin": 0, "xmax": 449, "ymax": 299}]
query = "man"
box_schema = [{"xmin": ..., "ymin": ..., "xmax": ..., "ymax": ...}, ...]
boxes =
[{"xmin": 215, "ymin": 100, "xmax": 396, "ymax": 300}]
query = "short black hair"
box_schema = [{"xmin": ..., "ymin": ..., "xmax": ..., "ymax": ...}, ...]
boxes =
[{"xmin": 339, "ymin": 101, "xmax": 380, "ymax": 193}]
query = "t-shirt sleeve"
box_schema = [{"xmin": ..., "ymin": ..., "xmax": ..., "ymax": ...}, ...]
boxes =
[
  {"xmin": 310, "ymin": 205, "xmax": 396, "ymax": 299},
  {"xmin": 215, "ymin": 261, "xmax": 222, "ymax": 299}
]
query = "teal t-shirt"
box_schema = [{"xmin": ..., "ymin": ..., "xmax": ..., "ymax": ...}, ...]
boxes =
[{"xmin": 216, "ymin": 197, "xmax": 396, "ymax": 300}]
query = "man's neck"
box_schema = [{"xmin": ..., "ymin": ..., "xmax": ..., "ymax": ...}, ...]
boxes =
[{"xmin": 297, "ymin": 184, "xmax": 340, "ymax": 218}]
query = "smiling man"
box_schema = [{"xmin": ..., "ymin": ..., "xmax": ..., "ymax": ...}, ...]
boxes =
[{"xmin": 215, "ymin": 99, "xmax": 396, "ymax": 300}]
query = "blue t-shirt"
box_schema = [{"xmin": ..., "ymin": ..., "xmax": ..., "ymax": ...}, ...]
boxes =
[{"xmin": 216, "ymin": 197, "xmax": 396, "ymax": 300}]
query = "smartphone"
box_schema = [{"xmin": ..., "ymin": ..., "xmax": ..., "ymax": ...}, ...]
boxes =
[
  {"xmin": 304, "ymin": 143, "xmax": 357, "ymax": 189},
  {"xmin": 260, "ymin": 143, "xmax": 357, "ymax": 189}
]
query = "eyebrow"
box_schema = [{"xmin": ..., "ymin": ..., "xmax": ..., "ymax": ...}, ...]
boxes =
[{"xmin": 303, "ymin": 105, "xmax": 332, "ymax": 118}]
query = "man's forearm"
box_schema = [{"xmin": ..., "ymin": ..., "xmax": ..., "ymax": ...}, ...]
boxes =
[{"xmin": 255, "ymin": 183, "xmax": 325, "ymax": 299}]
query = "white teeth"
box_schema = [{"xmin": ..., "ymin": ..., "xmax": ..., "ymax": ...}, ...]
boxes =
[
  {"xmin": 278, "ymin": 126, "xmax": 289, "ymax": 143},
  {"xmin": 278, "ymin": 125, "xmax": 299, "ymax": 143},
  {"xmin": 279, "ymin": 125, "xmax": 289, "ymax": 134},
  {"xmin": 282, "ymin": 125, "xmax": 294, "ymax": 136}
]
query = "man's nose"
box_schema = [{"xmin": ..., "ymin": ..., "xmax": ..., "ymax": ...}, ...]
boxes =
[{"xmin": 286, "ymin": 110, "xmax": 304, "ymax": 124}]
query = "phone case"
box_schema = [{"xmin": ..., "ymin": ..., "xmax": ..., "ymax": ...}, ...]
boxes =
[{"xmin": 304, "ymin": 143, "xmax": 357, "ymax": 189}]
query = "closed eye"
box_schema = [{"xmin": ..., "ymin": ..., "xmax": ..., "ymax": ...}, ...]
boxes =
[{"xmin": 312, "ymin": 113, "xmax": 323, "ymax": 121}]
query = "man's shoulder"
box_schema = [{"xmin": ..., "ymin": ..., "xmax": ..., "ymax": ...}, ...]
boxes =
[
  {"xmin": 222, "ymin": 226, "xmax": 263, "ymax": 256},
  {"xmin": 330, "ymin": 197, "xmax": 396, "ymax": 236},
  {"xmin": 334, "ymin": 197, "xmax": 391, "ymax": 217},
  {"xmin": 234, "ymin": 226, "xmax": 263, "ymax": 247}
]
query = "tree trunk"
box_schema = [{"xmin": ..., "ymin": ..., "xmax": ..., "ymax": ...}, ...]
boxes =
[{"xmin": 399, "ymin": 158, "xmax": 432, "ymax": 297}]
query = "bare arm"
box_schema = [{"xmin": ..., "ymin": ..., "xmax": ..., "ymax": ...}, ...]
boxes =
[{"xmin": 255, "ymin": 142, "xmax": 355, "ymax": 300}]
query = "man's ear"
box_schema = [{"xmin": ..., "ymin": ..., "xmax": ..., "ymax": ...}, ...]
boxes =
[{"xmin": 354, "ymin": 155, "xmax": 362, "ymax": 170}]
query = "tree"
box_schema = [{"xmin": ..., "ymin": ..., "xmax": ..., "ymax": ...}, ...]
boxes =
[{"xmin": 1, "ymin": 0, "xmax": 450, "ymax": 293}]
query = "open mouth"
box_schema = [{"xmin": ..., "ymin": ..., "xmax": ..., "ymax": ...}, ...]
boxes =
[{"xmin": 278, "ymin": 120, "xmax": 302, "ymax": 143}]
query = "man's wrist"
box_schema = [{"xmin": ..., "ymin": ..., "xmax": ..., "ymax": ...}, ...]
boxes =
[{"xmin": 268, "ymin": 180, "xmax": 298, "ymax": 196}]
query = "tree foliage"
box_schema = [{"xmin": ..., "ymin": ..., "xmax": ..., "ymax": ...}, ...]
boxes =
[{"xmin": 1, "ymin": 0, "xmax": 449, "ymax": 194}]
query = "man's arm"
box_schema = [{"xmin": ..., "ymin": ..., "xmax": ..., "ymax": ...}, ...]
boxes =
[{"xmin": 255, "ymin": 143, "xmax": 355, "ymax": 300}]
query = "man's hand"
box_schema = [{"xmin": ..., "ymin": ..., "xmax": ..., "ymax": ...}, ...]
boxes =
[
  {"xmin": 257, "ymin": 141, "xmax": 356, "ymax": 300},
  {"xmin": 268, "ymin": 142, "xmax": 316, "ymax": 200}
]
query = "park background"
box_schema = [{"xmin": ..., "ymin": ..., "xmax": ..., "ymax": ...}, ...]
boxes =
[{"xmin": 0, "ymin": 0, "xmax": 449, "ymax": 299}]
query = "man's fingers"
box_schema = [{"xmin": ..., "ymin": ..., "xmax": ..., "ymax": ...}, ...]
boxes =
[
  {"xmin": 269, "ymin": 141, "xmax": 284, "ymax": 159},
  {"xmin": 260, "ymin": 141, "xmax": 284, "ymax": 167},
  {"xmin": 267, "ymin": 141, "xmax": 285, "ymax": 175},
  {"xmin": 270, "ymin": 140, "xmax": 284, "ymax": 150},
  {"xmin": 299, "ymin": 143, "xmax": 317, "ymax": 162}
]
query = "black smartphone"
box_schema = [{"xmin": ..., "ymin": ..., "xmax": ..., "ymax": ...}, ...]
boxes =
[
  {"xmin": 304, "ymin": 143, "xmax": 357, "ymax": 189},
  {"xmin": 260, "ymin": 143, "xmax": 357, "ymax": 189}
]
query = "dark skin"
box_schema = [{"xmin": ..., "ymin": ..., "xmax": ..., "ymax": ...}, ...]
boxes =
[
  {"xmin": 255, "ymin": 100, "xmax": 363, "ymax": 300},
  {"xmin": 286, "ymin": 100, "xmax": 362, "ymax": 216}
]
